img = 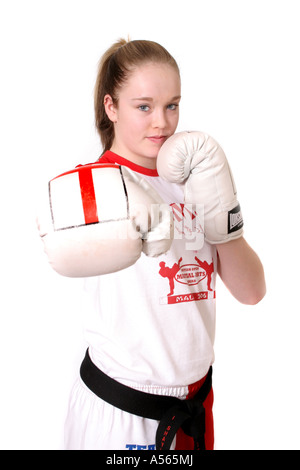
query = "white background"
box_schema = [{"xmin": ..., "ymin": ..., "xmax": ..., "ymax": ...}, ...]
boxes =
[{"xmin": 0, "ymin": 0, "xmax": 299, "ymax": 450}]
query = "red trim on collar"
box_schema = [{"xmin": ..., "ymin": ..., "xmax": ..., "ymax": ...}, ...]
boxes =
[{"xmin": 99, "ymin": 151, "xmax": 159, "ymax": 177}]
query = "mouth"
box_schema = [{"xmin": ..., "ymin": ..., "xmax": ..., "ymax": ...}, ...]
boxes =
[{"xmin": 147, "ymin": 135, "xmax": 168, "ymax": 144}]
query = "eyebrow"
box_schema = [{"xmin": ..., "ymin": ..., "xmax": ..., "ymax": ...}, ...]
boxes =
[{"xmin": 131, "ymin": 95, "xmax": 181, "ymax": 101}]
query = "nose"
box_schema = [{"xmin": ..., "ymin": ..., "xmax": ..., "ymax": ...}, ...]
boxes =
[{"xmin": 151, "ymin": 108, "xmax": 167, "ymax": 129}]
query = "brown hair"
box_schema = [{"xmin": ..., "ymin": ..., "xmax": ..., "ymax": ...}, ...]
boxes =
[{"xmin": 94, "ymin": 38, "xmax": 180, "ymax": 152}]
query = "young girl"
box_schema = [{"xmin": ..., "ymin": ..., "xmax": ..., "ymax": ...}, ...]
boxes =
[{"xmin": 63, "ymin": 38, "xmax": 266, "ymax": 450}]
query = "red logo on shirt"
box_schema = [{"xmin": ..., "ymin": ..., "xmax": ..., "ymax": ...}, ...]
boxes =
[
  {"xmin": 175, "ymin": 264, "xmax": 206, "ymax": 286},
  {"xmin": 158, "ymin": 257, "xmax": 215, "ymax": 305}
]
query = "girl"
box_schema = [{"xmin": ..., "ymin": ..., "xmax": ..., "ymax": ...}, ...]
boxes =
[{"xmin": 64, "ymin": 38, "xmax": 266, "ymax": 450}]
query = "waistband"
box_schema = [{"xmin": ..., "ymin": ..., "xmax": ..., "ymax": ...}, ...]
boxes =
[{"xmin": 80, "ymin": 349, "xmax": 212, "ymax": 450}]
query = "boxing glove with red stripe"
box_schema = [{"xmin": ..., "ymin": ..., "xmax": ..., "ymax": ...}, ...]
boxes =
[{"xmin": 37, "ymin": 163, "xmax": 173, "ymax": 277}]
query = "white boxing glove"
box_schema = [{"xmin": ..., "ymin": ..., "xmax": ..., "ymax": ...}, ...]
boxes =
[
  {"xmin": 37, "ymin": 163, "xmax": 173, "ymax": 277},
  {"xmin": 157, "ymin": 131, "xmax": 243, "ymax": 244}
]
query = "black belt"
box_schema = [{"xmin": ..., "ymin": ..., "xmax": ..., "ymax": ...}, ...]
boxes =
[{"xmin": 80, "ymin": 349, "xmax": 212, "ymax": 450}]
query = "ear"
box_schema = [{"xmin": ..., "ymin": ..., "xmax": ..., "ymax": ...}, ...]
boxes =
[{"xmin": 104, "ymin": 94, "xmax": 118, "ymax": 123}]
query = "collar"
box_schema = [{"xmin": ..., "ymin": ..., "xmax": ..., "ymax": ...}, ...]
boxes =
[{"xmin": 99, "ymin": 150, "xmax": 159, "ymax": 177}]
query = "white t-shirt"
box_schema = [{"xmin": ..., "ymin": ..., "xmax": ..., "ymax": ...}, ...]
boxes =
[{"xmin": 83, "ymin": 151, "xmax": 217, "ymax": 388}]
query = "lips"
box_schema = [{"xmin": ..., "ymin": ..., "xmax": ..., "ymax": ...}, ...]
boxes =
[{"xmin": 147, "ymin": 135, "xmax": 168, "ymax": 144}]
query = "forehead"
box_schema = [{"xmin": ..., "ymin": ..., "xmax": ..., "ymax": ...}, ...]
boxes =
[{"xmin": 120, "ymin": 62, "xmax": 181, "ymax": 99}]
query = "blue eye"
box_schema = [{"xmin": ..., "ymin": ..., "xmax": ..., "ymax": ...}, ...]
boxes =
[
  {"xmin": 167, "ymin": 104, "xmax": 179, "ymax": 110},
  {"xmin": 139, "ymin": 105, "xmax": 150, "ymax": 112}
]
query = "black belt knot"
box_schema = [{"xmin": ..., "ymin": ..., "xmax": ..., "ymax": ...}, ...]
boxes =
[{"xmin": 156, "ymin": 377, "xmax": 209, "ymax": 451}]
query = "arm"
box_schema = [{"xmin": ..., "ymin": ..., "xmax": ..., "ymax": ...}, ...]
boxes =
[{"xmin": 217, "ymin": 237, "xmax": 266, "ymax": 305}]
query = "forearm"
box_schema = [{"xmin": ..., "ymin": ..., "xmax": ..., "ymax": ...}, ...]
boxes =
[{"xmin": 217, "ymin": 237, "xmax": 266, "ymax": 305}]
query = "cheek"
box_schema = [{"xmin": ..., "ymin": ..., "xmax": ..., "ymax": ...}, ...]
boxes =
[
  {"xmin": 172, "ymin": 111, "xmax": 180, "ymax": 128},
  {"xmin": 128, "ymin": 115, "xmax": 149, "ymax": 136},
  {"xmin": 120, "ymin": 109, "xmax": 145, "ymax": 131},
  {"xmin": 118, "ymin": 117, "xmax": 145, "ymax": 148}
]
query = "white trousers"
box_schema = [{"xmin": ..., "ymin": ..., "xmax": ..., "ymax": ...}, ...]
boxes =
[{"xmin": 64, "ymin": 378, "xmax": 182, "ymax": 450}]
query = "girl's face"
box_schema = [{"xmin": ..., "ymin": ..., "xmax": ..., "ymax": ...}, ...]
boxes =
[{"xmin": 104, "ymin": 62, "xmax": 181, "ymax": 169}]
